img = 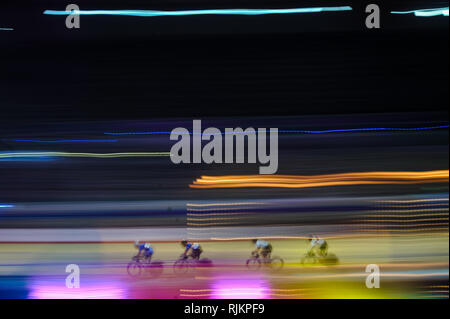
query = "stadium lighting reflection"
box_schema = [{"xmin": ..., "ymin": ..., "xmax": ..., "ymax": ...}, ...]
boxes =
[
  {"xmin": 211, "ymin": 279, "xmax": 270, "ymax": 299},
  {"xmin": 28, "ymin": 279, "xmax": 127, "ymax": 299}
]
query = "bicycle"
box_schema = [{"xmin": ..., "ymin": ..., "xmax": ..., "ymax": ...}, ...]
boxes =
[
  {"xmin": 300, "ymin": 251, "xmax": 339, "ymax": 266},
  {"xmin": 173, "ymin": 255, "xmax": 212, "ymax": 274},
  {"xmin": 246, "ymin": 252, "xmax": 284, "ymax": 271},
  {"xmin": 127, "ymin": 255, "xmax": 164, "ymax": 278}
]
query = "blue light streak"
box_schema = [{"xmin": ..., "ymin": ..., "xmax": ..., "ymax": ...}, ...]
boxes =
[
  {"xmin": 43, "ymin": 7, "xmax": 353, "ymax": 17},
  {"xmin": 391, "ymin": 7, "xmax": 449, "ymax": 17},
  {"xmin": 0, "ymin": 204, "xmax": 14, "ymax": 208},
  {"xmin": 0, "ymin": 152, "xmax": 57, "ymax": 162},
  {"xmin": 104, "ymin": 125, "xmax": 449, "ymax": 135}
]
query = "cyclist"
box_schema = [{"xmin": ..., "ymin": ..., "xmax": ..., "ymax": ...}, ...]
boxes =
[
  {"xmin": 181, "ymin": 240, "xmax": 203, "ymax": 260},
  {"xmin": 134, "ymin": 240, "xmax": 154, "ymax": 263},
  {"xmin": 252, "ymin": 239, "xmax": 272, "ymax": 259},
  {"xmin": 307, "ymin": 235, "xmax": 328, "ymax": 257}
]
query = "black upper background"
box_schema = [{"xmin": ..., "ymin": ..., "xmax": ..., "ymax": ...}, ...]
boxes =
[{"xmin": 0, "ymin": 0, "xmax": 448, "ymax": 125}]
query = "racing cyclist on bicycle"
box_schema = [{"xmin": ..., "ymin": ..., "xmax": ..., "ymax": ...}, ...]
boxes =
[
  {"xmin": 181, "ymin": 240, "xmax": 203, "ymax": 260},
  {"xmin": 134, "ymin": 240, "xmax": 154, "ymax": 263},
  {"xmin": 252, "ymin": 239, "xmax": 272, "ymax": 259},
  {"xmin": 307, "ymin": 235, "xmax": 328, "ymax": 257}
]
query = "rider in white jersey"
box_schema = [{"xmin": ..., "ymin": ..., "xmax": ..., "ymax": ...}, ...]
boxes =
[
  {"xmin": 307, "ymin": 235, "xmax": 328, "ymax": 257},
  {"xmin": 252, "ymin": 239, "xmax": 273, "ymax": 258}
]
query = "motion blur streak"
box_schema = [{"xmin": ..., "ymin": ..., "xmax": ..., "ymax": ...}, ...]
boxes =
[
  {"xmin": 0, "ymin": 151, "xmax": 170, "ymax": 159},
  {"xmin": 11, "ymin": 139, "xmax": 118, "ymax": 143},
  {"xmin": 44, "ymin": 7, "xmax": 353, "ymax": 17},
  {"xmin": 187, "ymin": 202, "xmax": 265, "ymax": 207},
  {"xmin": 28, "ymin": 278, "xmax": 127, "ymax": 299},
  {"xmin": 190, "ymin": 170, "xmax": 449, "ymax": 189},
  {"xmin": 391, "ymin": 7, "xmax": 449, "ymax": 17},
  {"xmin": 103, "ymin": 125, "xmax": 449, "ymax": 135},
  {"xmin": 376, "ymin": 198, "xmax": 448, "ymax": 203}
]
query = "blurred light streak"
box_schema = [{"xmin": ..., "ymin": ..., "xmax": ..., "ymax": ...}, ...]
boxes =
[
  {"xmin": 187, "ymin": 222, "xmax": 240, "ymax": 226},
  {"xmin": 380, "ymin": 203, "xmax": 449, "ymax": 208},
  {"xmin": 190, "ymin": 170, "xmax": 449, "ymax": 189},
  {"xmin": 360, "ymin": 227, "xmax": 449, "ymax": 233},
  {"xmin": 367, "ymin": 213, "xmax": 448, "ymax": 218},
  {"xmin": 391, "ymin": 7, "xmax": 449, "ymax": 17},
  {"xmin": 0, "ymin": 28, "xmax": 14, "ymax": 31},
  {"xmin": 187, "ymin": 202, "xmax": 261, "ymax": 238},
  {"xmin": 28, "ymin": 279, "xmax": 127, "ymax": 299},
  {"xmin": 188, "ymin": 207, "xmax": 258, "ymax": 212},
  {"xmin": 11, "ymin": 139, "xmax": 118, "ymax": 143},
  {"xmin": 0, "ymin": 204, "xmax": 14, "ymax": 208},
  {"xmin": 372, "ymin": 208, "xmax": 448, "ymax": 213},
  {"xmin": 44, "ymin": 7, "xmax": 353, "ymax": 18},
  {"xmin": 208, "ymin": 232, "xmax": 450, "ymax": 240},
  {"xmin": 187, "ymin": 216, "xmax": 246, "ymax": 221},
  {"xmin": 363, "ymin": 218, "xmax": 448, "ymax": 223},
  {"xmin": 188, "ymin": 212, "xmax": 253, "ymax": 216},
  {"xmin": 377, "ymin": 198, "xmax": 448, "ymax": 203},
  {"xmin": 104, "ymin": 125, "xmax": 449, "ymax": 135},
  {"xmin": 180, "ymin": 288, "xmax": 307, "ymax": 299},
  {"xmin": 197, "ymin": 270, "xmax": 449, "ymax": 281},
  {"xmin": 211, "ymin": 279, "xmax": 270, "ymax": 299},
  {"xmin": 0, "ymin": 151, "xmax": 170, "ymax": 160},
  {"xmin": 187, "ymin": 202, "xmax": 265, "ymax": 207},
  {"xmin": 361, "ymin": 223, "xmax": 448, "ymax": 227}
]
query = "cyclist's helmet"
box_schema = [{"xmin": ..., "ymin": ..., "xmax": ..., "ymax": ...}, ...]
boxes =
[
  {"xmin": 181, "ymin": 240, "xmax": 188, "ymax": 247},
  {"xmin": 252, "ymin": 239, "xmax": 258, "ymax": 244}
]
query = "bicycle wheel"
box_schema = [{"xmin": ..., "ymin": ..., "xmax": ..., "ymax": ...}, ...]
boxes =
[
  {"xmin": 173, "ymin": 259, "xmax": 189, "ymax": 274},
  {"xmin": 270, "ymin": 257, "xmax": 284, "ymax": 271},
  {"xmin": 246, "ymin": 258, "xmax": 261, "ymax": 270},
  {"xmin": 300, "ymin": 255, "xmax": 318, "ymax": 266},
  {"xmin": 127, "ymin": 261, "xmax": 142, "ymax": 277}
]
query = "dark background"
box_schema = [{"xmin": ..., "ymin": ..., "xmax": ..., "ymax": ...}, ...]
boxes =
[{"xmin": 1, "ymin": 0, "xmax": 448, "ymax": 125}]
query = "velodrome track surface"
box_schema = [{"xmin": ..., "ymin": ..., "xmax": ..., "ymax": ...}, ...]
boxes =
[{"xmin": 1, "ymin": 234, "xmax": 448, "ymax": 299}]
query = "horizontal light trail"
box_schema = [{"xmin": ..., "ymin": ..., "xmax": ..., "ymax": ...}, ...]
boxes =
[
  {"xmin": 371, "ymin": 208, "xmax": 449, "ymax": 213},
  {"xmin": 365, "ymin": 213, "xmax": 449, "ymax": 218},
  {"xmin": 0, "ymin": 151, "xmax": 170, "ymax": 159},
  {"xmin": 391, "ymin": 7, "xmax": 449, "ymax": 17},
  {"xmin": 0, "ymin": 28, "xmax": 14, "ymax": 31},
  {"xmin": 190, "ymin": 170, "xmax": 449, "ymax": 189},
  {"xmin": 187, "ymin": 216, "xmax": 246, "ymax": 221},
  {"xmin": 186, "ymin": 202, "xmax": 265, "ymax": 207},
  {"xmin": 187, "ymin": 207, "xmax": 261, "ymax": 212},
  {"xmin": 362, "ymin": 218, "xmax": 448, "ymax": 223},
  {"xmin": 379, "ymin": 203, "xmax": 449, "ymax": 208},
  {"xmin": 187, "ymin": 212, "xmax": 254, "ymax": 216},
  {"xmin": 187, "ymin": 222, "xmax": 240, "ymax": 226},
  {"xmin": 360, "ymin": 223, "xmax": 448, "ymax": 228},
  {"xmin": 104, "ymin": 125, "xmax": 449, "ymax": 135},
  {"xmin": 11, "ymin": 139, "xmax": 117, "ymax": 143},
  {"xmin": 180, "ymin": 288, "xmax": 307, "ymax": 292},
  {"xmin": 360, "ymin": 227, "xmax": 449, "ymax": 233},
  {"xmin": 0, "ymin": 204, "xmax": 14, "ymax": 208},
  {"xmin": 376, "ymin": 198, "xmax": 448, "ymax": 203},
  {"xmin": 44, "ymin": 7, "xmax": 353, "ymax": 18}
]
